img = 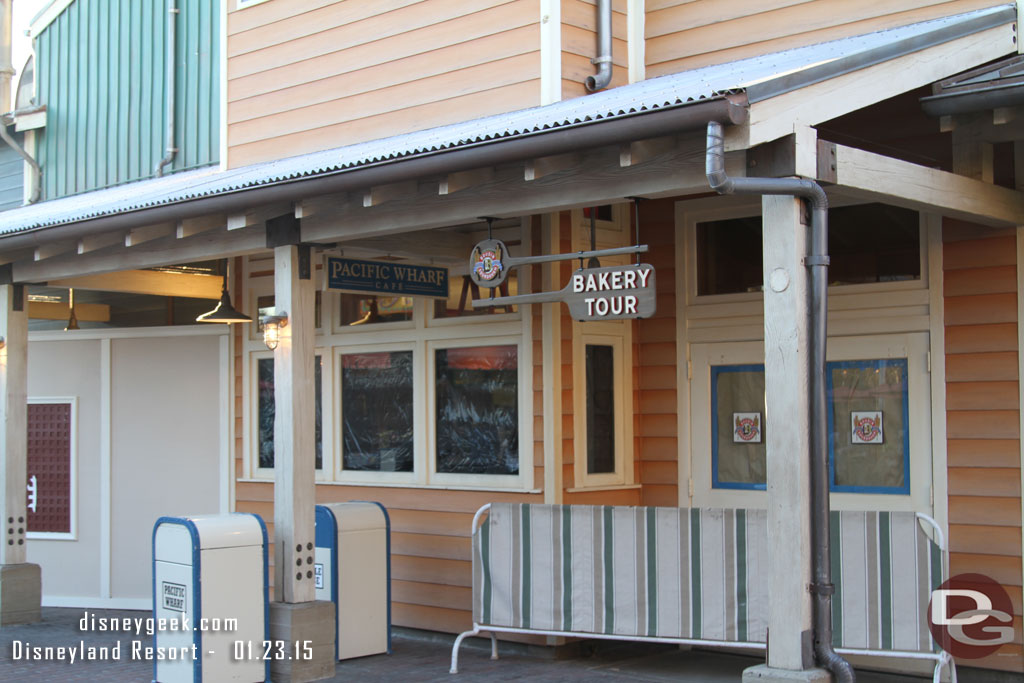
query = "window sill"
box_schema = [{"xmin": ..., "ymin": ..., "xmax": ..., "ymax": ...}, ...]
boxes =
[
  {"xmin": 565, "ymin": 484, "xmax": 642, "ymax": 493},
  {"xmin": 236, "ymin": 477, "xmax": 541, "ymax": 494}
]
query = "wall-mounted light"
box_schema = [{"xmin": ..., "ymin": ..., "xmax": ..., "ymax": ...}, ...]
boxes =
[{"xmin": 260, "ymin": 313, "xmax": 288, "ymax": 350}]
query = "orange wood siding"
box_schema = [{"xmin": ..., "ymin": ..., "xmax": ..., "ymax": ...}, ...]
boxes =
[
  {"xmin": 636, "ymin": 198, "xmax": 679, "ymax": 507},
  {"xmin": 226, "ymin": 0, "xmax": 542, "ymax": 167},
  {"xmin": 645, "ymin": 0, "xmax": 1002, "ymax": 78},
  {"xmin": 942, "ymin": 221, "xmax": 1023, "ymax": 672},
  {"xmin": 235, "ymin": 482, "xmax": 543, "ymax": 632},
  {"xmin": 561, "ymin": 0, "xmax": 629, "ymax": 100},
  {"xmin": 558, "ymin": 211, "xmax": 581, "ymax": 499}
]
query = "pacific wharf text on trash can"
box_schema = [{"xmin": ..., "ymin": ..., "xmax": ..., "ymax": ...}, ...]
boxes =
[{"xmin": 152, "ymin": 513, "xmax": 270, "ymax": 683}]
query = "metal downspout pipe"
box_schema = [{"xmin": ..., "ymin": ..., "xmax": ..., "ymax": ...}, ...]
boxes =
[
  {"xmin": 585, "ymin": 0, "xmax": 613, "ymax": 92},
  {"xmin": 155, "ymin": 0, "xmax": 178, "ymax": 176},
  {"xmin": 705, "ymin": 120, "xmax": 855, "ymax": 683},
  {"xmin": 0, "ymin": 0, "xmax": 39, "ymax": 203}
]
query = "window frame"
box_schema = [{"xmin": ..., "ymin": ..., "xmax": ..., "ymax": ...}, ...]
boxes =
[
  {"xmin": 249, "ymin": 347, "xmax": 330, "ymax": 482},
  {"xmin": 242, "ymin": 220, "xmax": 535, "ymax": 491},
  {"xmin": 683, "ymin": 196, "xmax": 929, "ymax": 307},
  {"xmin": 689, "ymin": 333, "xmax": 931, "ymax": 512},
  {"xmin": 827, "ymin": 357, "xmax": 911, "ymax": 496},
  {"xmin": 571, "ymin": 326, "xmax": 634, "ymax": 489},
  {"xmin": 333, "ymin": 342, "xmax": 419, "ymax": 487},
  {"xmin": 709, "ymin": 362, "xmax": 766, "ymax": 492},
  {"xmin": 426, "ymin": 335, "xmax": 528, "ymax": 489},
  {"xmin": 235, "ymin": 0, "xmax": 273, "ymax": 9}
]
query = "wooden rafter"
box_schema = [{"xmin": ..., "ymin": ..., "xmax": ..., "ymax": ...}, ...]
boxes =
[{"xmin": 821, "ymin": 140, "xmax": 1024, "ymax": 227}]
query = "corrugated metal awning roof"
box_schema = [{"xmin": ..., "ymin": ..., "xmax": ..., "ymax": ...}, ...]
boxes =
[{"xmin": 0, "ymin": 3, "xmax": 1014, "ymax": 238}]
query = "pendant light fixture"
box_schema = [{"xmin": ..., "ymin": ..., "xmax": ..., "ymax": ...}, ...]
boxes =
[
  {"xmin": 65, "ymin": 288, "xmax": 79, "ymax": 331},
  {"xmin": 197, "ymin": 259, "xmax": 252, "ymax": 324}
]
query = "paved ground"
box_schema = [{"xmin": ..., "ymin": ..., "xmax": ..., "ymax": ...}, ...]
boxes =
[{"xmin": 0, "ymin": 607, "xmax": 997, "ymax": 682}]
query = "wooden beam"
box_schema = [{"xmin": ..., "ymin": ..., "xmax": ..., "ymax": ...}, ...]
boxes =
[
  {"xmin": 125, "ymin": 222, "xmax": 174, "ymax": 248},
  {"xmin": 34, "ymin": 240, "xmax": 77, "ymax": 262},
  {"xmin": 524, "ymin": 152, "xmax": 579, "ymax": 181},
  {"xmin": 294, "ymin": 200, "xmax": 318, "ymax": 220},
  {"xmin": 363, "ymin": 180, "xmax": 418, "ymax": 207},
  {"xmin": 227, "ymin": 203, "xmax": 291, "ymax": 231},
  {"xmin": 341, "ymin": 229, "xmax": 475, "ymax": 265},
  {"xmin": 822, "ymin": 141, "xmax": 1024, "ymax": 227},
  {"xmin": 13, "ymin": 224, "xmax": 267, "ymax": 283},
  {"xmin": 618, "ymin": 137, "xmax": 672, "ymax": 168},
  {"xmin": 48, "ymin": 270, "xmax": 223, "ymax": 299},
  {"xmin": 28, "ymin": 301, "xmax": 110, "ymax": 322},
  {"xmin": 176, "ymin": 215, "xmax": 225, "ymax": 239},
  {"xmin": 439, "ymin": 168, "xmax": 493, "ymax": 195},
  {"xmin": 78, "ymin": 232, "xmax": 123, "ymax": 255},
  {"xmin": 0, "ymin": 247, "xmax": 36, "ymax": 266},
  {"xmin": 303, "ymin": 134, "xmax": 744, "ymax": 244},
  {"xmin": 941, "ymin": 106, "xmax": 1024, "ymax": 141}
]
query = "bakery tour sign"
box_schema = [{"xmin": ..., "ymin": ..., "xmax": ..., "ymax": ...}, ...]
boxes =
[{"xmin": 468, "ymin": 238, "xmax": 656, "ymax": 321}]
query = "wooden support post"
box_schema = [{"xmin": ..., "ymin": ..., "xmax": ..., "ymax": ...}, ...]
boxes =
[
  {"xmin": 0, "ymin": 284, "xmax": 27, "ymax": 566},
  {"xmin": 0, "ymin": 283, "xmax": 40, "ymax": 625},
  {"xmin": 272, "ymin": 244, "xmax": 316, "ymax": 604},
  {"xmin": 761, "ymin": 195, "xmax": 815, "ymax": 672}
]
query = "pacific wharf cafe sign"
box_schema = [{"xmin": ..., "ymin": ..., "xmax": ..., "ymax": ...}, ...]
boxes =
[{"xmin": 326, "ymin": 256, "xmax": 448, "ymax": 298}]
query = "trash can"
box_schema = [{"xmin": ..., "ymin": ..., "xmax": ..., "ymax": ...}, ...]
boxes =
[
  {"xmin": 152, "ymin": 513, "xmax": 269, "ymax": 683},
  {"xmin": 314, "ymin": 502, "xmax": 391, "ymax": 660}
]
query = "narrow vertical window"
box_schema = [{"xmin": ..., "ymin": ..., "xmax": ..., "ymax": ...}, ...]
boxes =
[{"xmin": 586, "ymin": 344, "xmax": 615, "ymax": 474}]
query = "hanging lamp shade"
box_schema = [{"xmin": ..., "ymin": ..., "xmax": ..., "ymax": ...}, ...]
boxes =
[{"xmin": 197, "ymin": 262, "xmax": 252, "ymax": 324}]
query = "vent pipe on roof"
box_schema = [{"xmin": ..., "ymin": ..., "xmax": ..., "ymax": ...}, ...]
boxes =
[
  {"xmin": 155, "ymin": 0, "xmax": 179, "ymax": 177},
  {"xmin": 585, "ymin": 0, "xmax": 613, "ymax": 92},
  {"xmin": 706, "ymin": 121, "xmax": 855, "ymax": 683},
  {"xmin": 0, "ymin": 0, "xmax": 12, "ymax": 113}
]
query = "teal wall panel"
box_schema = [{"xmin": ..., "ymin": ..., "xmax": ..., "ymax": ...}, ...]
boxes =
[
  {"xmin": 36, "ymin": 0, "xmax": 219, "ymax": 200},
  {"xmin": 0, "ymin": 131, "xmax": 25, "ymax": 211}
]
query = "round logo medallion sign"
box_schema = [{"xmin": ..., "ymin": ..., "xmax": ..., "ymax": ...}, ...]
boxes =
[{"xmin": 927, "ymin": 573, "xmax": 1014, "ymax": 659}]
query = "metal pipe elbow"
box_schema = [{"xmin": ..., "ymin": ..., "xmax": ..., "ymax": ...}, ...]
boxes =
[
  {"xmin": 585, "ymin": 61, "xmax": 613, "ymax": 92},
  {"xmin": 816, "ymin": 642, "xmax": 856, "ymax": 683},
  {"xmin": 705, "ymin": 121, "xmax": 733, "ymax": 194}
]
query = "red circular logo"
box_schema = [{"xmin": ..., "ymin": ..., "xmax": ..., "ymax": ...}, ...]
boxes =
[{"xmin": 927, "ymin": 573, "xmax": 1014, "ymax": 659}]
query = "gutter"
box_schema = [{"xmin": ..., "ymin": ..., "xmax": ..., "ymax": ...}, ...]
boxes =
[
  {"xmin": 706, "ymin": 120, "xmax": 855, "ymax": 683},
  {"xmin": 920, "ymin": 81, "xmax": 1024, "ymax": 117},
  {"xmin": 0, "ymin": 96, "xmax": 747, "ymax": 251}
]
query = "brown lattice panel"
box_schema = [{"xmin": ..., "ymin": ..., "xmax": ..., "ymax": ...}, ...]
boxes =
[{"xmin": 27, "ymin": 402, "xmax": 71, "ymax": 534}]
